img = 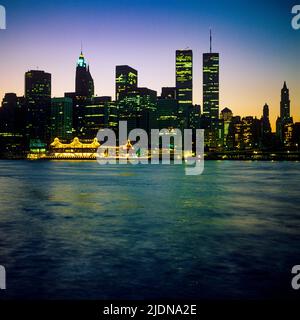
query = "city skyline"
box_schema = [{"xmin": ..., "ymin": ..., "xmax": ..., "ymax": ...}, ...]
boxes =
[
  {"xmin": 1, "ymin": 0, "xmax": 300, "ymax": 309},
  {"xmin": 1, "ymin": 52, "xmax": 297, "ymax": 154},
  {"xmin": 1, "ymin": 47, "xmax": 298, "ymax": 133},
  {"xmin": 0, "ymin": 0, "xmax": 299, "ymax": 130}
]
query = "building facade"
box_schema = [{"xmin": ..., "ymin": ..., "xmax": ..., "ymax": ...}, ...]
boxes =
[
  {"xmin": 176, "ymin": 50, "xmax": 193, "ymax": 128},
  {"xmin": 115, "ymin": 65, "xmax": 138, "ymax": 101},
  {"xmin": 25, "ymin": 70, "xmax": 51, "ymax": 143},
  {"xmin": 51, "ymin": 97, "xmax": 73, "ymax": 141},
  {"xmin": 203, "ymin": 48, "xmax": 220, "ymax": 149}
]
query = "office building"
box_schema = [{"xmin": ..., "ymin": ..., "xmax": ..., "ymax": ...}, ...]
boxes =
[
  {"xmin": 51, "ymin": 97, "xmax": 73, "ymax": 141},
  {"xmin": 25, "ymin": 70, "xmax": 51, "ymax": 143},
  {"xmin": 116, "ymin": 65, "xmax": 138, "ymax": 101}
]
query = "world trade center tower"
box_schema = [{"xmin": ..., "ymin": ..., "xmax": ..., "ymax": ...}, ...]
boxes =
[{"xmin": 203, "ymin": 31, "xmax": 220, "ymax": 148}]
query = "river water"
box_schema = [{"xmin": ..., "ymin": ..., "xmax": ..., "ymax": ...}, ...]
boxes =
[{"xmin": 0, "ymin": 160, "xmax": 299, "ymax": 299}]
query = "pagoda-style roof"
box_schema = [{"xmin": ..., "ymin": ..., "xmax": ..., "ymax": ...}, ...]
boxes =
[
  {"xmin": 50, "ymin": 137, "xmax": 100, "ymax": 149},
  {"xmin": 50, "ymin": 138, "xmax": 133, "ymax": 150}
]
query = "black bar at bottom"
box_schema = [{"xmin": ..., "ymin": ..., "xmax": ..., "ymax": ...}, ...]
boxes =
[{"xmin": 0, "ymin": 300, "xmax": 298, "ymax": 319}]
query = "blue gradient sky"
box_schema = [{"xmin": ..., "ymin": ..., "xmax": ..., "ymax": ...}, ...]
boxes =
[{"xmin": 0, "ymin": 0, "xmax": 299, "ymax": 129}]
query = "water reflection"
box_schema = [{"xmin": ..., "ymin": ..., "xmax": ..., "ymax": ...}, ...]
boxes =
[{"xmin": 0, "ymin": 160, "xmax": 299, "ymax": 299}]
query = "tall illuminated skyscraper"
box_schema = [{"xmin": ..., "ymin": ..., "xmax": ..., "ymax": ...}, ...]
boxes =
[
  {"xmin": 203, "ymin": 31, "xmax": 220, "ymax": 148},
  {"xmin": 176, "ymin": 50, "xmax": 193, "ymax": 111},
  {"xmin": 75, "ymin": 51, "xmax": 94, "ymax": 98},
  {"xmin": 115, "ymin": 65, "xmax": 138, "ymax": 101},
  {"xmin": 25, "ymin": 70, "xmax": 51, "ymax": 142},
  {"xmin": 50, "ymin": 97, "xmax": 73, "ymax": 141},
  {"xmin": 68, "ymin": 51, "xmax": 95, "ymax": 138}
]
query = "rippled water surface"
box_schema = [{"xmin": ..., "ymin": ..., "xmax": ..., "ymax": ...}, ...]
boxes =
[{"xmin": 0, "ymin": 160, "xmax": 300, "ymax": 299}]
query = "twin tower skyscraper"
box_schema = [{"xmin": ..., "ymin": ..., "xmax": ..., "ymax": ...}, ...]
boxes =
[
  {"xmin": 72, "ymin": 33, "xmax": 220, "ymax": 146},
  {"xmin": 176, "ymin": 31, "xmax": 220, "ymax": 147}
]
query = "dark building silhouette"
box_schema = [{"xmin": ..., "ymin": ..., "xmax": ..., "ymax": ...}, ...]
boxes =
[
  {"xmin": 76, "ymin": 51, "xmax": 94, "ymax": 98},
  {"xmin": 261, "ymin": 103, "xmax": 272, "ymax": 149},
  {"xmin": 220, "ymin": 107, "xmax": 233, "ymax": 147},
  {"xmin": 226, "ymin": 116, "xmax": 261, "ymax": 150},
  {"xmin": 82, "ymin": 96, "xmax": 118, "ymax": 139},
  {"xmin": 276, "ymin": 116, "xmax": 282, "ymax": 142},
  {"xmin": 220, "ymin": 107, "xmax": 233, "ymax": 121},
  {"xmin": 2, "ymin": 46, "xmax": 300, "ymax": 157},
  {"xmin": 0, "ymin": 93, "xmax": 27, "ymax": 156},
  {"xmin": 203, "ymin": 31, "xmax": 220, "ymax": 148},
  {"xmin": 51, "ymin": 97, "xmax": 73, "ymax": 141},
  {"xmin": 280, "ymin": 82, "xmax": 291, "ymax": 122},
  {"xmin": 285, "ymin": 123, "xmax": 294, "ymax": 147},
  {"xmin": 226, "ymin": 116, "xmax": 240, "ymax": 150},
  {"xmin": 157, "ymin": 88, "xmax": 179, "ymax": 130},
  {"xmin": 25, "ymin": 70, "xmax": 51, "ymax": 144},
  {"xmin": 118, "ymin": 87, "xmax": 157, "ymax": 135},
  {"xmin": 293, "ymin": 123, "xmax": 300, "ymax": 149},
  {"xmin": 65, "ymin": 92, "xmax": 76, "ymax": 102},
  {"xmin": 116, "ymin": 65, "xmax": 138, "ymax": 101},
  {"xmin": 97, "ymin": 97, "xmax": 118, "ymax": 131},
  {"xmin": 188, "ymin": 104, "xmax": 201, "ymax": 130},
  {"xmin": 1, "ymin": 93, "xmax": 26, "ymax": 135},
  {"xmin": 161, "ymin": 87, "xmax": 177, "ymax": 100},
  {"xmin": 118, "ymin": 88, "xmax": 157, "ymax": 113},
  {"xmin": 66, "ymin": 51, "xmax": 95, "ymax": 138},
  {"xmin": 276, "ymin": 82, "xmax": 293, "ymax": 145}
]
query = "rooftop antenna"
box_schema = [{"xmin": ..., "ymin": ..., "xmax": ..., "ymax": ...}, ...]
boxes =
[
  {"xmin": 81, "ymin": 41, "xmax": 83, "ymax": 54},
  {"xmin": 210, "ymin": 29, "xmax": 212, "ymax": 53}
]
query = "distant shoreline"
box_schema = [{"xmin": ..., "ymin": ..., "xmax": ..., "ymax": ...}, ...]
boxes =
[{"xmin": 1, "ymin": 151, "xmax": 300, "ymax": 162}]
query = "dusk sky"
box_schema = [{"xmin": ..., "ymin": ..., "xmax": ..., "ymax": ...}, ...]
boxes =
[{"xmin": 0, "ymin": 0, "xmax": 299, "ymax": 130}]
